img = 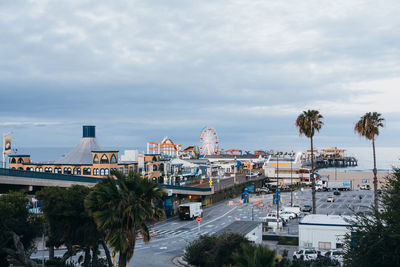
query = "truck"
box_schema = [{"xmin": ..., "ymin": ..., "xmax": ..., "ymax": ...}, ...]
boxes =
[
  {"xmin": 178, "ymin": 202, "xmax": 203, "ymax": 220},
  {"xmin": 327, "ymin": 180, "xmax": 352, "ymax": 191}
]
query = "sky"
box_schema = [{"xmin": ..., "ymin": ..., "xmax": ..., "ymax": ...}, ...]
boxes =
[{"xmin": 1, "ymin": 0, "xmax": 400, "ymax": 153}]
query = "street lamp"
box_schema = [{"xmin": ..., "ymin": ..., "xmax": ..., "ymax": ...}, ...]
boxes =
[{"xmin": 290, "ymin": 151, "xmax": 294, "ymax": 207}]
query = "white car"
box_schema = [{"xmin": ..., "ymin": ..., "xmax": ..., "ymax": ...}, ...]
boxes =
[
  {"xmin": 327, "ymin": 196, "xmax": 335, "ymax": 202},
  {"xmin": 279, "ymin": 211, "xmax": 297, "ymax": 221},
  {"xmin": 293, "ymin": 249, "xmax": 319, "ymax": 260},
  {"xmin": 261, "ymin": 216, "xmax": 284, "ymax": 229},
  {"xmin": 324, "ymin": 250, "xmax": 344, "ymax": 262}
]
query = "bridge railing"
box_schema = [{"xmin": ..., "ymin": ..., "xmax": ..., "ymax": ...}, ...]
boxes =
[{"xmin": 0, "ymin": 168, "xmax": 101, "ymax": 184}]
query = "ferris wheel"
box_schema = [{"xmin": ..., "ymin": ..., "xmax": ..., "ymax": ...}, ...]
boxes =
[{"xmin": 199, "ymin": 126, "xmax": 219, "ymax": 156}]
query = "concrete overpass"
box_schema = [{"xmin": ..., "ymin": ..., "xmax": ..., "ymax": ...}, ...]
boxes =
[{"xmin": 0, "ymin": 168, "xmax": 213, "ymax": 195}]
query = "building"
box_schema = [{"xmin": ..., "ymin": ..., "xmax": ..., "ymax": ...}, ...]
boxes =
[
  {"xmin": 319, "ymin": 148, "xmax": 346, "ymax": 159},
  {"xmin": 263, "ymin": 153, "xmax": 311, "ymax": 185},
  {"xmin": 8, "ymin": 126, "xmax": 138, "ymax": 178},
  {"xmin": 217, "ymin": 221, "xmax": 263, "ymax": 244},
  {"xmin": 147, "ymin": 137, "xmax": 182, "ymax": 158},
  {"xmin": 299, "ymin": 214, "xmax": 353, "ymax": 251}
]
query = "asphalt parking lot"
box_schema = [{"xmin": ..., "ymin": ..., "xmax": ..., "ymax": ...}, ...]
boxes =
[{"xmin": 294, "ymin": 188, "xmax": 374, "ymax": 215}]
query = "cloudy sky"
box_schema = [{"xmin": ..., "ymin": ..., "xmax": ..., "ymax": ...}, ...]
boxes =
[{"xmin": 1, "ymin": 0, "xmax": 400, "ymax": 153}]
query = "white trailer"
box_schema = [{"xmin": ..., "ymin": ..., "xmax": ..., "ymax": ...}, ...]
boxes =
[
  {"xmin": 178, "ymin": 202, "xmax": 203, "ymax": 220},
  {"xmin": 327, "ymin": 180, "xmax": 352, "ymax": 191}
]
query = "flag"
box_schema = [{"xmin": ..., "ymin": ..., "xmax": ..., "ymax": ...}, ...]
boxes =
[{"xmin": 4, "ymin": 136, "xmax": 11, "ymax": 154}]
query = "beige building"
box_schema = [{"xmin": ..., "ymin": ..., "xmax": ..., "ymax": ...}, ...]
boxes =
[{"xmin": 8, "ymin": 126, "xmax": 138, "ymax": 178}]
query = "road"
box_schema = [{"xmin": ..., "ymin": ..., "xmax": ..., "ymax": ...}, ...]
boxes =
[{"xmin": 31, "ymin": 188, "xmax": 374, "ymax": 266}]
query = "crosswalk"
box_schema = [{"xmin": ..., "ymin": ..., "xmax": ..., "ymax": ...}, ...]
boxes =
[{"xmin": 150, "ymin": 228, "xmax": 217, "ymax": 238}]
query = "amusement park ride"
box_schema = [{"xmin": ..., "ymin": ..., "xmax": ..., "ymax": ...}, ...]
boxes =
[{"xmin": 147, "ymin": 126, "xmax": 245, "ymax": 158}]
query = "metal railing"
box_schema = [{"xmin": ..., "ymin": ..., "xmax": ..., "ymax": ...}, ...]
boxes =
[{"xmin": 0, "ymin": 168, "xmax": 101, "ymax": 184}]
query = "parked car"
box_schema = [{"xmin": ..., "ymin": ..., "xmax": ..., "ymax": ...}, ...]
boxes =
[
  {"xmin": 279, "ymin": 211, "xmax": 297, "ymax": 221},
  {"xmin": 324, "ymin": 250, "xmax": 344, "ymax": 262},
  {"xmin": 257, "ymin": 187, "xmax": 270, "ymax": 194},
  {"xmin": 265, "ymin": 213, "xmax": 287, "ymax": 224},
  {"xmin": 302, "ymin": 205, "xmax": 312, "ymax": 212},
  {"xmin": 333, "ymin": 190, "xmax": 341, "ymax": 196},
  {"xmin": 261, "ymin": 217, "xmax": 284, "ymax": 229},
  {"xmin": 360, "ymin": 184, "xmax": 370, "ymax": 190},
  {"xmin": 280, "ymin": 206, "xmax": 301, "ymax": 217},
  {"xmin": 327, "ymin": 196, "xmax": 335, "ymax": 202},
  {"xmin": 293, "ymin": 249, "xmax": 319, "ymax": 260}
]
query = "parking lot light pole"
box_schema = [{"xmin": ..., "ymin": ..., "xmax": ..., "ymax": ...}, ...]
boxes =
[
  {"xmin": 291, "ymin": 151, "xmax": 294, "ymax": 207},
  {"xmin": 276, "ymin": 152, "xmax": 280, "ymax": 230}
]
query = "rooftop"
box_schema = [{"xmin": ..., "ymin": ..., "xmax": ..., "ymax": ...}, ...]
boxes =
[
  {"xmin": 217, "ymin": 221, "xmax": 261, "ymax": 236},
  {"xmin": 299, "ymin": 214, "xmax": 354, "ymax": 226}
]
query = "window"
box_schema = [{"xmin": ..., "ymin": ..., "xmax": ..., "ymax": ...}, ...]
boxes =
[
  {"xmin": 64, "ymin": 167, "xmax": 72, "ymax": 175},
  {"xmin": 17, "ymin": 158, "xmax": 24, "ymax": 164},
  {"xmin": 93, "ymin": 168, "xmax": 99, "ymax": 176},
  {"xmin": 153, "ymin": 165, "xmax": 158, "ymax": 171},
  {"xmin": 45, "ymin": 167, "xmax": 52, "ymax": 173},
  {"xmin": 159, "ymin": 163, "xmax": 164, "ymax": 173},
  {"xmin": 125, "ymin": 168, "xmax": 128, "ymax": 174},
  {"xmin": 318, "ymin": 242, "xmax": 331, "ymax": 250},
  {"xmin": 110, "ymin": 154, "xmax": 117, "ymax": 164},
  {"xmin": 11, "ymin": 158, "xmax": 16, "ymax": 164},
  {"xmin": 100, "ymin": 154, "xmax": 109, "ymax": 164},
  {"xmin": 336, "ymin": 243, "xmax": 343, "ymax": 249},
  {"xmin": 54, "ymin": 167, "xmax": 62, "ymax": 174},
  {"xmin": 152, "ymin": 156, "xmax": 157, "ymax": 161},
  {"xmin": 100, "ymin": 169, "xmax": 105, "ymax": 176},
  {"xmin": 119, "ymin": 167, "xmax": 123, "ymax": 173},
  {"xmin": 129, "ymin": 167, "xmax": 133, "ymax": 173},
  {"xmin": 18, "ymin": 167, "xmax": 23, "ymax": 170},
  {"xmin": 104, "ymin": 168, "xmax": 109, "ymax": 175},
  {"xmin": 74, "ymin": 168, "xmax": 81, "ymax": 175},
  {"xmin": 35, "ymin": 167, "xmax": 40, "ymax": 172},
  {"xmin": 93, "ymin": 154, "xmax": 99, "ymax": 164},
  {"xmin": 83, "ymin": 168, "xmax": 91, "ymax": 175}
]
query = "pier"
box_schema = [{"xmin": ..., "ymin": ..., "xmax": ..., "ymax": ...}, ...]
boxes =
[{"xmin": 315, "ymin": 156, "xmax": 358, "ymax": 169}]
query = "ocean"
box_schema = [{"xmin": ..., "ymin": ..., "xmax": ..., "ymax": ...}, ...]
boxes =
[{"xmin": 4, "ymin": 146, "xmax": 399, "ymax": 172}]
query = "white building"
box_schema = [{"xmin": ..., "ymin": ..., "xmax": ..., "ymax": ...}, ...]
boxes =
[{"xmin": 299, "ymin": 214, "xmax": 354, "ymax": 251}]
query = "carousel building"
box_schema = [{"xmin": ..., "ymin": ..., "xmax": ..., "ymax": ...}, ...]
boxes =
[{"xmin": 8, "ymin": 126, "xmax": 138, "ymax": 178}]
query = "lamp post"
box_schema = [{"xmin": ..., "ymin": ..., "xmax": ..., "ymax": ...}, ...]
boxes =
[
  {"xmin": 290, "ymin": 151, "xmax": 294, "ymax": 207},
  {"xmin": 276, "ymin": 152, "xmax": 281, "ymax": 230}
]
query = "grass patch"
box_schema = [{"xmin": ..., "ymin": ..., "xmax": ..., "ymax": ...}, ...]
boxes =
[{"xmin": 278, "ymin": 236, "xmax": 299, "ymax": 246}]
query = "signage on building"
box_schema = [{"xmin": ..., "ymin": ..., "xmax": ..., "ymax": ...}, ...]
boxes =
[
  {"xmin": 168, "ymin": 189, "xmax": 173, "ymax": 196},
  {"xmin": 4, "ymin": 136, "xmax": 11, "ymax": 154}
]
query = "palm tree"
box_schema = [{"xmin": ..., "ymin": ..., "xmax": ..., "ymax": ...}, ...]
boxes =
[
  {"xmin": 296, "ymin": 110, "xmax": 324, "ymax": 214},
  {"xmin": 354, "ymin": 112, "xmax": 384, "ymax": 209},
  {"xmin": 85, "ymin": 171, "xmax": 165, "ymax": 267}
]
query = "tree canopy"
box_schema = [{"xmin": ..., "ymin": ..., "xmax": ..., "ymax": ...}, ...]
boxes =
[
  {"xmin": 0, "ymin": 191, "xmax": 42, "ymax": 267},
  {"xmin": 85, "ymin": 171, "xmax": 165, "ymax": 267},
  {"xmin": 344, "ymin": 168, "xmax": 400, "ymax": 266}
]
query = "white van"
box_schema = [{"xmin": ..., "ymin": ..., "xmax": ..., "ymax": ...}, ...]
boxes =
[{"xmin": 178, "ymin": 202, "xmax": 203, "ymax": 220}]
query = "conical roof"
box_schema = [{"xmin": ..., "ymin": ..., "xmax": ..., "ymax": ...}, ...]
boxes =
[{"xmin": 55, "ymin": 126, "xmax": 102, "ymax": 165}]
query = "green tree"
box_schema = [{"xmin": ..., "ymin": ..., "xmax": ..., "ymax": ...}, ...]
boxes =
[
  {"xmin": 0, "ymin": 191, "xmax": 42, "ymax": 267},
  {"xmin": 295, "ymin": 110, "xmax": 324, "ymax": 214},
  {"xmin": 38, "ymin": 186, "xmax": 112, "ymax": 267},
  {"xmin": 184, "ymin": 233, "xmax": 250, "ymax": 267},
  {"xmin": 232, "ymin": 243, "xmax": 276, "ymax": 267},
  {"xmin": 343, "ymin": 168, "xmax": 400, "ymax": 266},
  {"xmin": 354, "ymin": 112, "xmax": 384, "ymax": 208},
  {"xmin": 85, "ymin": 171, "xmax": 165, "ymax": 267}
]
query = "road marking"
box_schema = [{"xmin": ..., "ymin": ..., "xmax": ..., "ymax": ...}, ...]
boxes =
[
  {"xmin": 160, "ymin": 247, "xmax": 167, "ymax": 250},
  {"xmin": 192, "ymin": 206, "xmax": 239, "ymax": 230}
]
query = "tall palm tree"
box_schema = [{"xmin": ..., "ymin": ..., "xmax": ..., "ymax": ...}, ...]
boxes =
[
  {"xmin": 296, "ymin": 110, "xmax": 324, "ymax": 214},
  {"xmin": 85, "ymin": 172, "xmax": 165, "ymax": 267},
  {"xmin": 354, "ymin": 112, "xmax": 384, "ymax": 209}
]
